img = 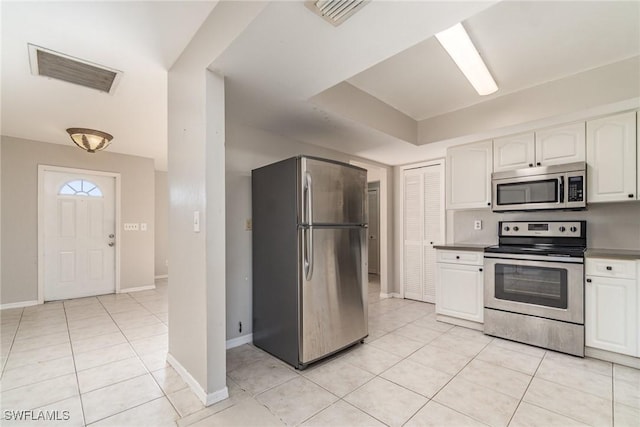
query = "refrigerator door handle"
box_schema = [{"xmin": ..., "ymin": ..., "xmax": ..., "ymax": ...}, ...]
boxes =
[
  {"xmin": 305, "ymin": 171, "xmax": 313, "ymax": 225},
  {"xmin": 305, "ymin": 226, "xmax": 314, "ymax": 281}
]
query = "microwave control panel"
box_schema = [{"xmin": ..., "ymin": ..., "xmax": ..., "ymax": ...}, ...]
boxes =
[{"xmin": 567, "ymin": 176, "xmax": 584, "ymax": 202}]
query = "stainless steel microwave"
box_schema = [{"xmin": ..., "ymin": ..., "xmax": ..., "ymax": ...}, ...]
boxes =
[{"xmin": 492, "ymin": 162, "xmax": 586, "ymax": 212}]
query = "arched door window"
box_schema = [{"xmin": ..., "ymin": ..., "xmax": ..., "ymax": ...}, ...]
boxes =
[{"xmin": 59, "ymin": 179, "xmax": 103, "ymax": 197}]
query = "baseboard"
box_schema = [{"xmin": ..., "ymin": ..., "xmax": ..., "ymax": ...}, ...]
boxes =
[
  {"xmin": 585, "ymin": 347, "xmax": 640, "ymax": 369},
  {"xmin": 0, "ymin": 300, "xmax": 39, "ymax": 310},
  {"xmin": 380, "ymin": 292, "xmax": 402, "ymax": 299},
  {"xmin": 118, "ymin": 285, "xmax": 156, "ymax": 293},
  {"xmin": 154, "ymin": 275, "xmax": 168, "ymax": 280},
  {"xmin": 436, "ymin": 314, "xmax": 484, "ymax": 331},
  {"xmin": 167, "ymin": 353, "xmax": 229, "ymax": 406},
  {"xmin": 226, "ymin": 334, "xmax": 253, "ymax": 350}
]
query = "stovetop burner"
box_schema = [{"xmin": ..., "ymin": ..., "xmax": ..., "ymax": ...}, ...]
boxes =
[
  {"xmin": 484, "ymin": 244, "xmax": 586, "ymax": 257},
  {"xmin": 488, "ymin": 220, "xmax": 587, "ymax": 258}
]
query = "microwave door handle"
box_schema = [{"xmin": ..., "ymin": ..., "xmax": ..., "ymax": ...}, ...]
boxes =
[{"xmin": 559, "ymin": 176, "xmax": 565, "ymax": 203}]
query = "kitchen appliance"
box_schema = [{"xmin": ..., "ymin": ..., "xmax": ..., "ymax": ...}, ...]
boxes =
[
  {"xmin": 484, "ymin": 220, "xmax": 587, "ymax": 356},
  {"xmin": 492, "ymin": 162, "xmax": 586, "ymax": 212},
  {"xmin": 252, "ymin": 156, "xmax": 368, "ymax": 369}
]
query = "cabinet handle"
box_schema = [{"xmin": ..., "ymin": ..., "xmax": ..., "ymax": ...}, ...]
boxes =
[
  {"xmin": 629, "ymin": 194, "xmax": 634, "ymax": 198},
  {"xmin": 586, "ymin": 278, "xmax": 592, "ymax": 283},
  {"xmin": 536, "ymin": 162, "xmax": 541, "ymax": 166},
  {"xmin": 606, "ymin": 266, "xmax": 612, "ymax": 271},
  {"xmin": 487, "ymin": 202, "xmax": 491, "ymax": 206},
  {"xmin": 430, "ymin": 241, "xmax": 434, "ymax": 245},
  {"xmin": 479, "ymin": 268, "xmax": 483, "ymax": 272},
  {"xmin": 456, "ymin": 256, "xmax": 460, "ymax": 259},
  {"xmin": 528, "ymin": 163, "xmax": 533, "ymax": 167}
]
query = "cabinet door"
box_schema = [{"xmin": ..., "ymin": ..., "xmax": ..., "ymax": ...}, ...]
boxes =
[
  {"xmin": 535, "ymin": 122, "xmax": 586, "ymax": 166},
  {"xmin": 436, "ymin": 262, "xmax": 483, "ymax": 323},
  {"xmin": 587, "ymin": 112, "xmax": 637, "ymax": 203},
  {"xmin": 585, "ymin": 275, "xmax": 637, "ymax": 356},
  {"xmin": 447, "ymin": 140, "xmax": 493, "ymax": 209},
  {"xmin": 493, "ymin": 133, "xmax": 535, "ymax": 172}
]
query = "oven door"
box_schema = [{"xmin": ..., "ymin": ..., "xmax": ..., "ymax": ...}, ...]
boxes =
[
  {"xmin": 484, "ymin": 254, "xmax": 584, "ymax": 324},
  {"xmin": 492, "ymin": 173, "xmax": 564, "ymax": 212}
]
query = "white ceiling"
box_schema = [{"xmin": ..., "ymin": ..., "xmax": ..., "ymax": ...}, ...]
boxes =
[
  {"xmin": 1, "ymin": 1, "xmax": 639, "ymax": 170},
  {"xmin": 1, "ymin": 1, "xmax": 216, "ymax": 170}
]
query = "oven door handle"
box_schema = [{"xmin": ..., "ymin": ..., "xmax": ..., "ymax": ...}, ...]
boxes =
[{"xmin": 559, "ymin": 176, "xmax": 564, "ymax": 203}]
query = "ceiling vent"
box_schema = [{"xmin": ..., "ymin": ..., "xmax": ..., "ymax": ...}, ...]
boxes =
[
  {"xmin": 305, "ymin": 0, "xmax": 369, "ymax": 26},
  {"xmin": 28, "ymin": 44, "xmax": 122, "ymax": 94}
]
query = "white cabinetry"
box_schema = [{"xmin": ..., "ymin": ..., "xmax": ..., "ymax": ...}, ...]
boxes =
[
  {"xmin": 535, "ymin": 122, "xmax": 586, "ymax": 166},
  {"xmin": 493, "ymin": 133, "xmax": 535, "ymax": 172},
  {"xmin": 446, "ymin": 141, "xmax": 492, "ymax": 210},
  {"xmin": 402, "ymin": 162, "xmax": 444, "ymax": 303},
  {"xmin": 436, "ymin": 250, "xmax": 484, "ymax": 328},
  {"xmin": 585, "ymin": 258, "xmax": 638, "ymax": 357},
  {"xmin": 586, "ymin": 111, "xmax": 637, "ymax": 203},
  {"xmin": 493, "ymin": 123, "xmax": 586, "ymax": 173}
]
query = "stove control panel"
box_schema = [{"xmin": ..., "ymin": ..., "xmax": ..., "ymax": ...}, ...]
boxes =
[{"xmin": 500, "ymin": 221, "xmax": 584, "ymax": 237}]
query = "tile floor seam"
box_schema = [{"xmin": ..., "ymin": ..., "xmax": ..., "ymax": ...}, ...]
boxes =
[
  {"xmin": 62, "ymin": 298, "xmax": 88, "ymax": 427},
  {"xmin": 505, "ymin": 348, "xmax": 549, "ymax": 427},
  {"xmin": 0, "ymin": 308, "xmax": 23, "ymax": 378},
  {"xmin": 83, "ymin": 395, "xmax": 171, "ymax": 426},
  {"xmin": 400, "ymin": 397, "xmax": 432, "ymax": 427}
]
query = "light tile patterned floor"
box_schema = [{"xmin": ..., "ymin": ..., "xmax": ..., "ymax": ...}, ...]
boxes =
[{"xmin": 1, "ymin": 276, "xmax": 639, "ymax": 426}]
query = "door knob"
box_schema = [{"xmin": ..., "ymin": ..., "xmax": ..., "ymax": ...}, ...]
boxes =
[{"xmin": 108, "ymin": 242, "xmax": 115, "ymax": 247}]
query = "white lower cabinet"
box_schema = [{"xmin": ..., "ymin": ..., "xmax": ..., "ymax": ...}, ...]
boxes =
[
  {"xmin": 585, "ymin": 258, "xmax": 638, "ymax": 357},
  {"xmin": 435, "ymin": 250, "xmax": 484, "ymax": 325}
]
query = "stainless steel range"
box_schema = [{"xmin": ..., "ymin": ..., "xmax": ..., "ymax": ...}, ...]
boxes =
[{"xmin": 483, "ymin": 220, "xmax": 587, "ymax": 356}]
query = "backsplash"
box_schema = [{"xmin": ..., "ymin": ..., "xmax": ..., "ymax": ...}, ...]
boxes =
[{"xmin": 450, "ymin": 202, "xmax": 640, "ymax": 250}]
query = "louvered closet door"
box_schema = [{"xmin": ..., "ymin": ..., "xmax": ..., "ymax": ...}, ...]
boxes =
[
  {"xmin": 422, "ymin": 165, "xmax": 443, "ymax": 302},
  {"xmin": 403, "ymin": 171, "xmax": 423, "ymax": 300},
  {"xmin": 403, "ymin": 163, "xmax": 444, "ymax": 303}
]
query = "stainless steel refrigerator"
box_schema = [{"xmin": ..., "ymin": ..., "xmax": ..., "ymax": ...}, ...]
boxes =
[{"xmin": 252, "ymin": 156, "xmax": 368, "ymax": 369}]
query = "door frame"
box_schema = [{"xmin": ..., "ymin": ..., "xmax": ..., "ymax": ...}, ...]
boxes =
[
  {"xmin": 367, "ymin": 184, "xmax": 380, "ymax": 274},
  {"xmin": 37, "ymin": 165, "xmax": 122, "ymax": 303},
  {"xmin": 399, "ymin": 159, "xmax": 446, "ymax": 299}
]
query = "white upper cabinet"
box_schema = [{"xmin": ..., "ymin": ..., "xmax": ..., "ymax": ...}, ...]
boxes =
[
  {"xmin": 493, "ymin": 123, "xmax": 586, "ymax": 173},
  {"xmin": 587, "ymin": 111, "xmax": 637, "ymax": 203},
  {"xmin": 493, "ymin": 133, "xmax": 535, "ymax": 172},
  {"xmin": 447, "ymin": 140, "xmax": 493, "ymax": 210},
  {"xmin": 535, "ymin": 122, "xmax": 586, "ymax": 167}
]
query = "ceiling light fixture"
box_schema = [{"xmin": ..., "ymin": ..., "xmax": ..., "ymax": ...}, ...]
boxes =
[
  {"xmin": 66, "ymin": 128, "xmax": 113, "ymax": 153},
  {"xmin": 435, "ymin": 23, "xmax": 498, "ymax": 96}
]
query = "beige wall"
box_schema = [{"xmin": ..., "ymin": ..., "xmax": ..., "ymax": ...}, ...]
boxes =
[
  {"xmin": 154, "ymin": 171, "xmax": 168, "ymax": 278},
  {"xmin": 225, "ymin": 121, "xmax": 394, "ymax": 341},
  {"xmin": 0, "ymin": 136, "xmax": 155, "ymax": 305}
]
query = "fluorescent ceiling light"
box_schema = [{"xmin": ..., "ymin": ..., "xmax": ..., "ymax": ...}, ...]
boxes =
[{"xmin": 435, "ymin": 23, "xmax": 498, "ymax": 96}]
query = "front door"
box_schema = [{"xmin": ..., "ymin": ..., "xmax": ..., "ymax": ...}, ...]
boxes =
[{"xmin": 43, "ymin": 170, "xmax": 116, "ymax": 301}]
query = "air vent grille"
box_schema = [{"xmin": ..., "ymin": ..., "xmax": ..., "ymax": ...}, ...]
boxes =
[
  {"xmin": 305, "ymin": 0, "xmax": 369, "ymax": 26},
  {"xmin": 28, "ymin": 44, "xmax": 122, "ymax": 94}
]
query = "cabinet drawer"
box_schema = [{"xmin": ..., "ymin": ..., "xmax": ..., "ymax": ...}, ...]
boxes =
[
  {"xmin": 585, "ymin": 258, "xmax": 637, "ymax": 279},
  {"xmin": 437, "ymin": 250, "xmax": 483, "ymax": 266}
]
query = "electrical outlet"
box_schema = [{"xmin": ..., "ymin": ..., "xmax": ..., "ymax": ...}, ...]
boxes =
[
  {"xmin": 140, "ymin": 223, "xmax": 147, "ymax": 231},
  {"xmin": 474, "ymin": 220, "xmax": 482, "ymax": 230},
  {"xmin": 245, "ymin": 219, "xmax": 252, "ymax": 231}
]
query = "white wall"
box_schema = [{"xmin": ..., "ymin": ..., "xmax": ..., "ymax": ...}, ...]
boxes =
[
  {"xmin": 154, "ymin": 171, "xmax": 168, "ymax": 278},
  {"xmin": 167, "ymin": 0, "xmax": 267, "ymax": 405},
  {"xmin": 225, "ymin": 121, "xmax": 394, "ymax": 341},
  {"xmin": 0, "ymin": 136, "xmax": 155, "ymax": 305}
]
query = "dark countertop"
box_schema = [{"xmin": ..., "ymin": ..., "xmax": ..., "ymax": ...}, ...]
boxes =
[
  {"xmin": 585, "ymin": 248, "xmax": 640, "ymax": 260},
  {"xmin": 433, "ymin": 244, "xmax": 489, "ymax": 252}
]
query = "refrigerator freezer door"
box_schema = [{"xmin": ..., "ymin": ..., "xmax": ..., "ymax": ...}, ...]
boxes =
[
  {"xmin": 301, "ymin": 158, "xmax": 367, "ymax": 225},
  {"xmin": 300, "ymin": 226, "xmax": 367, "ymax": 365}
]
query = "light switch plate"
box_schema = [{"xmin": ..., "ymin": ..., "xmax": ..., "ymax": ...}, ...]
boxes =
[
  {"xmin": 140, "ymin": 223, "xmax": 147, "ymax": 231},
  {"xmin": 124, "ymin": 223, "xmax": 139, "ymax": 231},
  {"xmin": 193, "ymin": 211, "xmax": 200, "ymax": 233},
  {"xmin": 245, "ymin": 219, "xmax": 252, "ymax": 231}
]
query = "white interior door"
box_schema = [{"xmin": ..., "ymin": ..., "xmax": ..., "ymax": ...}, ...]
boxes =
[
  {"xmin": 43, "ymin": 171, "xmax": 116, "ymax": 301},
  {"xmin": 367, "ymin": 187, "xmax": 379, "ymax": 274},
  {"xmin": 403, "ymin": 163, "xmax": 444, "ymax": 303}
]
